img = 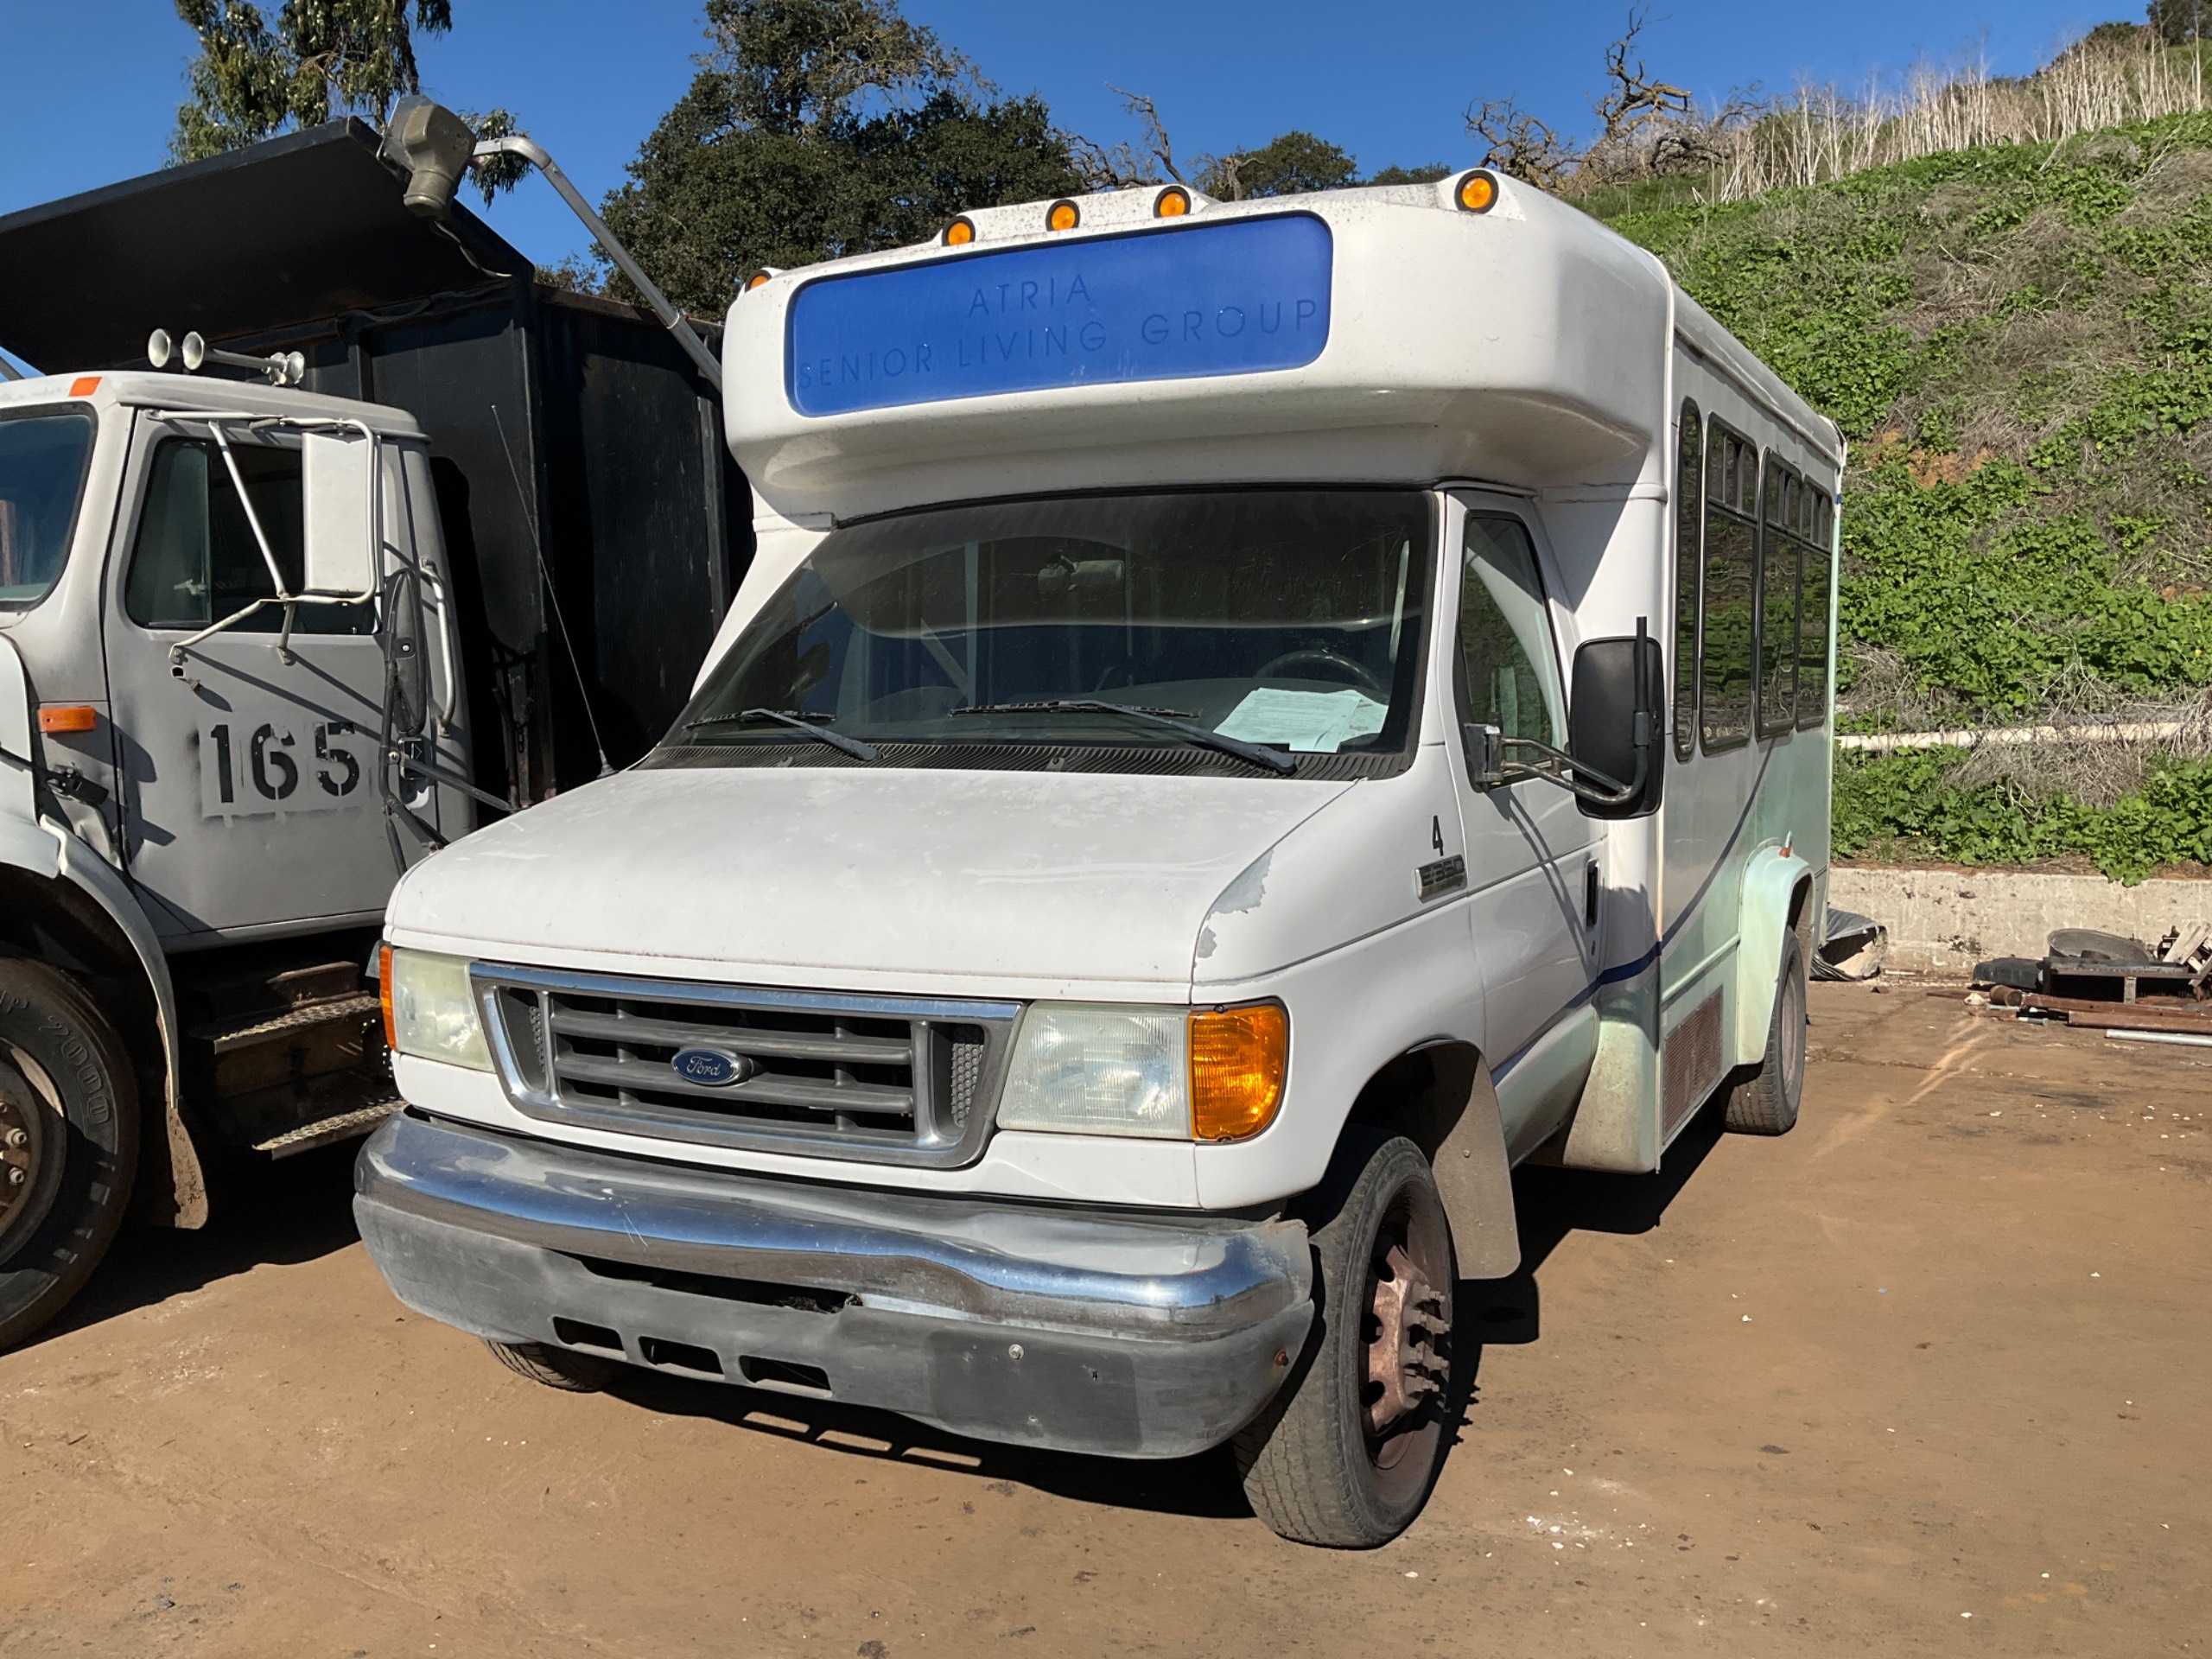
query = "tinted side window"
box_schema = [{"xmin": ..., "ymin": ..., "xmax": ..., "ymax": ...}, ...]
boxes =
[
  {"xmin": 1797, "ymin": 488, "xmax": 1834, "ymax": 728},
  {"xmin": 1757, "ymin": 458, "xmax": 1800, "ymax": 735},
  {"xmin": 1699, "ymin": 428, "xmax": 1756, "ymax": 751},
  {"xmin": 1459, "ymin": 514, "xmax": 1563, "ymax": 748},
  {"xmin": 126, "ymin": 439, "xmax": 372, "ymax": 636},
  {"xmin": 1672, "ymin": 400, "xmax": 1701, "ymax": 760}
]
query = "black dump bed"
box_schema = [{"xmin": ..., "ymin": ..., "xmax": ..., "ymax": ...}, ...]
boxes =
[{"xmin": 0, "ymin": 120, "xmax": 747, "ymax": 803}]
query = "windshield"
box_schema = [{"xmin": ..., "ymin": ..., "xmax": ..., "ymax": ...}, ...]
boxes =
[
  {"xmin": 664, "ymin": 490, "xmax": 1434, "ymax": 776},
  {"xmin": 0, "ymin": 407, "xmax": 98, "ymax": 611}
]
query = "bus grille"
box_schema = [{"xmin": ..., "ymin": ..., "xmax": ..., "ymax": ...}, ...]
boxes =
[{"xmin": 469, "ymin": 964, "xmax": 1020, "ymax": 1169}]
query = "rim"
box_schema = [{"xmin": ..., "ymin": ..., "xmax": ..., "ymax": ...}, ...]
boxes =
[
  {"xmin": 1360, "ymin": 1183, "xmax": 1453, "ymax": 1501},
  {"xmin": 0, "ymin": 1049, "xmax": 61, "ymax": 1260}
]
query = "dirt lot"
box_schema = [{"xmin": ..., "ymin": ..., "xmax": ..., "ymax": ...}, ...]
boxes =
[{"xmin": 2, "ymin": 982, "xmax": 2206, "ymax": 1658}]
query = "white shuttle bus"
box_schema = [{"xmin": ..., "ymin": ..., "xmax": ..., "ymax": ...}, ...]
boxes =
[{"xmin": 355, "ymin": 169, "xmax": 1843, "ymax": 1546}]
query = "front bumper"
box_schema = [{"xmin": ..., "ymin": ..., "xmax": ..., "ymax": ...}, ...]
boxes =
[{"xmin": 354, "ymin": 1112, "xmax": 1313, "ymax": 1459}]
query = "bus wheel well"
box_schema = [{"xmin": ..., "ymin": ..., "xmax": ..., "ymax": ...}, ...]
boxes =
[
  {"xmin": 1340, "ymin": 1042, "xmax": 1521, "ymax": 1279},
  {"xmin": 0, "ymin": 867, "xmax": 197, "ymax": 1226}
]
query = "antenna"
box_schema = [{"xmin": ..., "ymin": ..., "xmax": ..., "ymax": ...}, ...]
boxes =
[{"xmin": 148, "ymin": 328, "xmax": 306, "ymax": 386}]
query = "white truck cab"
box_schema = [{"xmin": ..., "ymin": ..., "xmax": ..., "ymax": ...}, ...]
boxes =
[{"xmin": 355, "ymin": 170, "xmax": 1845, "ymax": 1546}]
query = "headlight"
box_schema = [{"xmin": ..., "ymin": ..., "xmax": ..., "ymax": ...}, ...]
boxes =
[
  {"xmin": 995, "ymin": 1001, "xmax": 1287, "ymax": 1142},
  {"xmin": 378, "ymin": 945, "xmax": 490, "ymax": 1071}
]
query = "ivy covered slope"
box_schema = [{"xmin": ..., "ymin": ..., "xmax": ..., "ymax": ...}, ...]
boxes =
[{"xmin": 1608, "ymin": 113, "xmax": 2212, "ymax": 882}]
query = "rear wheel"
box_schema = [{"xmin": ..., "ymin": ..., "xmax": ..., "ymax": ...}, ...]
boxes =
[
  {"xmin": 0, "ymin": 961, "xmax": 139, "ymax": 1350},
  {"xmin": 1235, "ymin": 1134, "xmax": 1456, "ymax": 1548},
  {"xmin": 485, "ymin": 1338, "xmax": 613, "ymax": 1392},
  {"xmin": 1724, "ymin": 931, "xmax": 1808, "ymax": 1135}
]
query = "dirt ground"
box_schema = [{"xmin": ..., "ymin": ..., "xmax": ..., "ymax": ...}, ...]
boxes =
[{"xmin": 2, "ymin": 982, "xmax": 2206, "ymax": 1658}]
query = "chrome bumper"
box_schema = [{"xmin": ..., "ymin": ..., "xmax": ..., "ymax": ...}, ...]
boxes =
[{"xmin": 353, "ymin": 1113, "xmax": 1313, "ymax": 1459}]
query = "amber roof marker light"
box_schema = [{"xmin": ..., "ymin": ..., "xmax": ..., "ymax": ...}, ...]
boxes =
[
  {"xmin": 1046, "ymin": 199, "xmax": 1081, "ymax": 232},
  {"xmin": 1153, "ymin": 185, "xmax": 1192, "ymax": 219},
  {"xmin": 1454, "ymin": 168, "xmax": 1500, "ymax": 213},
  {"xmin": 743, "ymin": 270, "xmax": 772, "ymax": 292},
  {"xmin": 942, "ymin": 216, "xmax": 977, "ymax": 247}
]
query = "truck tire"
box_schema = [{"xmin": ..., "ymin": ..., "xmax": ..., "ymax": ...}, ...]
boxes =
[
  {"xmin": 0, "ymin": 960, "xmax": 139, "ymax": 1350},
  {"xmin": 1234, "ymin": 1133, "xmax": 1455, "ymax": 1548},
  {"xmin": 485, "ymin": 1338, "xmax": 613, "ymax": 1392},
  {"xmin": 1724, "ymin": 931, "xmax": 1807, "ymax": 1135}
]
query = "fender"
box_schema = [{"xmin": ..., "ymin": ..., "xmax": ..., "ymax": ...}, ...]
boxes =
[
  {"xmin": 0, "ymin": 639, "xmax": 206, "ymax": 1225},
  {"xmin": 1732, "ymin": 844, "xmax": 1812, "ymax": 1068}
]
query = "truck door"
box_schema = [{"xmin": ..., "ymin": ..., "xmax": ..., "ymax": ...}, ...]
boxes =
[
  {"xmin": 1445, "ymin": 494, "xmax": 1601, "ymax": 1147},
  {"xmin": 101, "ymin": 416, "xmax": 435, "ymax": 938}
]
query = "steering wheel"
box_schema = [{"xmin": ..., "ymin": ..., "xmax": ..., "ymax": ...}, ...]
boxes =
[{"xmin": 1256, "ymin": 647, "xmax": 1389, "ymax": 699}]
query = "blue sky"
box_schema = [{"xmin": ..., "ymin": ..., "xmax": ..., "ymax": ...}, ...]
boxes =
[{"xmin": 0, "ymin": 0, "xmax": 2133, "ymax": 271}]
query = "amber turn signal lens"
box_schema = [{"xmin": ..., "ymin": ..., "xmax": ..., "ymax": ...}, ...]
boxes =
[
  {"xmin": 1154, "ymin": 185, "xmax": 1192, "ymax": 219},
  {"xmin": 68, "ymin": 376, "xmax": 101, "ymax": 397},
  {"xmin": 1046, "ymin": 199, "xmax": 1080, "ymax": 232},
  {"xmin": 1455, "ymin": 168, "xmax": 1499, "ymax": 213},
  {"xmin": 1190, "ymin": 1003, "xmax": 1288, "ymax": 1141},
  {"xmin": 743, "ymin": 270, "xmax": 770, "ymax": 291},
  {"xmin": 36, "ymin": 704, "xmax": 97, "ymax": 734},
  {"xmin": 943, "ymin": 216, "xmax": 977, "ymax": 247},
  {"xmin": 378, "ymin": 944, "xmax": 397, "ymax": 1050}
]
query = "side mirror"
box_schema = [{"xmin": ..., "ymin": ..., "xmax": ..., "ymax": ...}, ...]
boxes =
[
  {"xmin": 300, "ymin": 429, "xmax": 379, "ymax": 601},
  {"xmin": 1569, "ymin": 631, "xmax": 1664, "ymax": 819},
  {"xmin": 1462, "ymin": 721, "xmax": 1505, "ymax": 787}
]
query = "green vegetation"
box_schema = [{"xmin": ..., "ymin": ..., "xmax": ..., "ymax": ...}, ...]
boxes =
[{"xmin": 1605, "ymin": 113, "xmax": 2212, "ymax": 881}]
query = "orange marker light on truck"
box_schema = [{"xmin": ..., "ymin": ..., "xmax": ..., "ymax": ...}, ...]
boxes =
[
  {"xmin": 942, "ymin": 216, "xmax": 976, "ymax": 247},
  {"xmin": 1190, "ymin": 1002, "xmax": 1288, "ymax": 1141},
  {"xmin": 378, "ymin": 944, "xmax": 397, "ymax": 1049},
  {"xmin": 1154, "ymin": 185, "xmax": 1192, "ymax": 219},
  {"xmin": 1046, "ymin": 199, "xmax": 1081, "ymax": 232},
  {"xmin": 36, "ymin": 704, "xmax": 98, "ymax": 734},
  {"xmin": 1454, "ymin": 168, "xmax": 1499, "ymax": 213}
]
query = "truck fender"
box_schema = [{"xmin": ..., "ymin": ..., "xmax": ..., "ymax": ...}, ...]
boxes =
[
  {"xmin": 1355, "ymin": 1042, "xmax": 1521, "ymax": 1280},
  {"xmin": 0, "ymin": 815, "xmax": 207, "ymax": 1228},
  {"xmin": 1732, "ymin": 846, "xmax": 1813, "ymax": 1069}
]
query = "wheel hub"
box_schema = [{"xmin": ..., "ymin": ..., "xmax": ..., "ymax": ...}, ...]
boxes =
[
  {"xmin": 1365, "ymin": 1240, "xmax": 1450, "ymax": 1436},
  {"xmin": 0, "ymin": 1060, "xmax": 45, "ymax": 1251}
]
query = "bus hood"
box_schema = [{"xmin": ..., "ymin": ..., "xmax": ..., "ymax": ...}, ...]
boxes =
[{"xmin": 385, "ymin": 764, "xmax": 1354, "ymax": 995}]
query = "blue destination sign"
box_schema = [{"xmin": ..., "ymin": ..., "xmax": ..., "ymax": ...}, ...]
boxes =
[{"xmin": 784, "ymin": 213, "xmax": 1333, "ymax": 417}]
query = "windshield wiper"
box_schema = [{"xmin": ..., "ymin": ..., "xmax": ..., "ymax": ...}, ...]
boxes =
[
  {"xmin": 951, "ymin": 699, "xmax": 1295, "ymax": 775},
  {"xmin": 684, "ymin": 707, "xmax": 879, "ymax": 762}
]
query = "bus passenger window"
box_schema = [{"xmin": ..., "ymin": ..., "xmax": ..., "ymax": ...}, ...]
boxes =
[
  {"xmin": 1672, "ymin": 401, "xmax": 1701, "ymax": 760},
  {"xmin": 1797, "ymin": 492, "xmax": 1833, "ymax": 728},
  {"xmin": 1757, "ymin": 463, "xmax": 1799, "ymax": 735},
  {"xmin": 1698, "ymin": 428, "xmax": 1756, "ymax": 751},
  {"xmin": 1459, "ymin": 515, "xmax": 1563, "ymax": 749}
]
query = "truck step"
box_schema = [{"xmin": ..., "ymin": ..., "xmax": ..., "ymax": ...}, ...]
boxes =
[
  {"xmin": 201, "ymin": 992, "xmax": 382, "ymax": 1054},
  {"xmin": 251, "ymin": 1095, "xmax": 404, "ymax": 1159},
  {"xmin": 191, "ymin": 991, "xmax": 382, "ymax": 1099},
  {"xmin": 217, "ymin": 1057, "xmax": 402, "ymax": 1156}
]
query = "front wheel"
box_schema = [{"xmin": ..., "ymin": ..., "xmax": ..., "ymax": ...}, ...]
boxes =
[
  {"xmin": 1235, "ymin": 1134, "xmax": 1456, "ymax": 1548},
  {"xmin": 0, "ymin": 960, "xmax": 139, "ymax": 1350}
]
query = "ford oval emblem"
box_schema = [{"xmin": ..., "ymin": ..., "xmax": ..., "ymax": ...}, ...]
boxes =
[{"xmin": 671, "ymin": 1046, "xmax": 753, "ymax": 1088}]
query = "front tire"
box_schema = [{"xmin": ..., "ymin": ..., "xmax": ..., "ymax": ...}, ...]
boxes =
[
  {"xmin": 1235, "ymin": 1134, "xmax": 1456, "ymax": 1548},
  {"xmin": 485, "ymin": 1338, "xmax": 613, "ymax": 1392},
  {"xmin": 0, "ymin": 960, "xmax": 139, "ymax": 1350},
  {"xmin": 1724, "ymin": 931, "xmax": 1808, "ymax": 1135}
]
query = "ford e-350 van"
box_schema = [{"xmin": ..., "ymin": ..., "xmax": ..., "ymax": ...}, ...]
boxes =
[{"xmin": 353, "ymin": 170, "xmax": 1843, "ymax": 1546}]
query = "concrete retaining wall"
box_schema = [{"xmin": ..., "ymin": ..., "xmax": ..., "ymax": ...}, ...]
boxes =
[{"xmin": 1828, "ymin": 865, "xmax": 2212, "ymax": 975}]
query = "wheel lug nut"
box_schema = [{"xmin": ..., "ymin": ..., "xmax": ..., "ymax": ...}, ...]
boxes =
[
  {"xmin": 5, "ymin": 1166, "xmax": 23, "ymax": 1186},
  {"xmin": 3, "ymin": 1128, "xmax": 25, "ymax": 1148}
]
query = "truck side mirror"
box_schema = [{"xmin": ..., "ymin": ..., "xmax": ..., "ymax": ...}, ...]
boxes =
[
  {"xmin": 1568, "ymin": 631, "xmax": 1664, "ymax": 819},
  {"xmin": 1461, "ymin": 721, "xmax": 1505, "ymax": 787},
  {"xmin": 300, "ymin": 429, "xmax": 380, "ymax": 601}
]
